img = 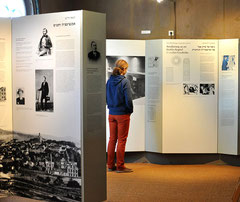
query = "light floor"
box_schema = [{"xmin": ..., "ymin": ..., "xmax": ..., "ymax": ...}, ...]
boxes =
[{"xmin": 107, "ymin": 163, "xmax": 240, "ymax": 202}]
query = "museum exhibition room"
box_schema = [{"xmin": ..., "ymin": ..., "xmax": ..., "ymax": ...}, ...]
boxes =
[{"xmin": 1, "ymin": 0, "xmax": 240, "ymax": 201}]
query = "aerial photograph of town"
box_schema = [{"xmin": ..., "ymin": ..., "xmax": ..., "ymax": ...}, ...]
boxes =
[{"xmin": 0, "ymin": 128, "xmax": 81, "ymax": 201}]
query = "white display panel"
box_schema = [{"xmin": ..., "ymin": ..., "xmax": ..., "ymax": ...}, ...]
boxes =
[
  {"xmin": 218, "ymin": 39, "xmax": 239, "ymax": 155},
  {"xmin": 11, "ymin": 11, "xmax": 81, "ymax": 201},
  {"xmin": 12, "ymin": 12, "xmax": 81, "ymax": 144},
  {"xmin": 146, "ymin": 39, "xmax": 218, "ymax": 153},
  {"xmin": 162, "ymin": 40, "xmax": 218, "ymax": 153},
  {"xmin": 106, "ymin": 40, "xmax": 145, "ymax": 151},
  {"xmin": 0, "ymin": 10, "xmax": 106, "ymax": 202},
  {"xmin": 145, "ymin": 40, "xmax": 163, "ymax": 152},
  {"xmin": 0, "ymin": 19, "xmax": 12, "ymax": 132}
]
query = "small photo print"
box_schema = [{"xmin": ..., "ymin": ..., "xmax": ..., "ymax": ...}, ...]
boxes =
[
  {"xmin": 0, "ymin": 87, "xmax": 6, "ymax": 101},
  {"xmin": 87, "ymin": 40, "xmax": 102, "ymax": 63},
  {"xmin": 183, "ymin": 83, "xmax": 198, "ymax": 95},
  {"xmin": 200, "ymin": 84, "xmax": 215, "ymax": 95},
  {"xmin": 222, "ymin": 55, "xmax": 236, "ymax": 71},
  {"xmin": 35, "ymin": 70, "xmax": 54, "ymax": 112},
  {"xmin": 37, "ymin": 28, "xmax": 53, "ymax": 57},
  {"xmin": 148, "ymin": 57, "xmax": 159, "ymax": 68},
  {"xmin": 16, "ymin": 88, "xmax": 25, "ymax": 105}
]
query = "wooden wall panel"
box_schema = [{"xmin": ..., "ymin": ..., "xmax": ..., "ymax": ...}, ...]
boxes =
[
  {"xmin": 225, "ymin": 0, "xmax": 240, "ymax": 38},
  {"xmin": 38, "ymin": 0, "xmax": 240, "ymax": 41},
  {"xmin": 177, "ymin": 0, "xmax": 224, "ymax": 39}
]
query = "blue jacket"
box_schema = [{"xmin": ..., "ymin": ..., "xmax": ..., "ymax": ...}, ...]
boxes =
[{"xmin": 106, "ymin": 75, "xmax": 133, "ymax": 115}]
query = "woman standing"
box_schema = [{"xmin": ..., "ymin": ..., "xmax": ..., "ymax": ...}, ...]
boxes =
[{"xmin": 106, "ymin": 59, "xmax": 133, "ymax": 173}]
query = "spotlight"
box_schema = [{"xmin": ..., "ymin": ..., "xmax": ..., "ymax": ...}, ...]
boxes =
[{"xmin": 157, "ymin": 0, "xmax": 164, "ymax": 3}]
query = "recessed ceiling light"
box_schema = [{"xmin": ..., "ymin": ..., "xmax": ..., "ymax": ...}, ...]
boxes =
[{"xmin": 157, "ymin": 0, "xmax": 164, "ymax": 3}]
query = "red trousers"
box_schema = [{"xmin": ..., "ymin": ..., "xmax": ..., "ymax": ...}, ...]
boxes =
[{"xmin": 107, "ymin": 114, "xmax": 130, "ymax": 170}]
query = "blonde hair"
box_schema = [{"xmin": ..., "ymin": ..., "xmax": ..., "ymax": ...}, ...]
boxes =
[{"xmin": 112, "ymin": 59, "xmax": 128, "ymax": 76}]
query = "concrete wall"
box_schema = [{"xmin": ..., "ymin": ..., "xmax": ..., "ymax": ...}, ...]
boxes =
[
  {"xmin": 39, "ymin": 0, "xmax": 73, "ymax": 14},
  {"xmin": 38, "ymin": 0, "xmax": 240, "ymax": 39},
  {"xmin": 177, "ymin": 0, "xmax": 224, "ymax": 39}
]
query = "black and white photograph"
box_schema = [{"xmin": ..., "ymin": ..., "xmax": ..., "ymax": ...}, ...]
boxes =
[
  {"xmin": 183, "ymin": 83, "xmax": 198, "ymax": 95},
  {"xmin": 107, "ymin": 56, "xmax": 145, "ymax": 100},
  {"xmin": 0, "ymin": 87, "xmax": 6, "ymax": 101},
  {"xmin": 88, "ymin": 40, "xmax": 101, "ymax": 62},
  {"xmin": 37, "ymin": 28, "xmax": 53, "ymax": 57},
  {"xmin": 200, "ymin": 83, "xmax": 215, "ymax": 95},
  {"xmin": 16, "ymin": 88, "xmax": 25, "ymax": 105},
  {"xmin": 148, "ymin": 57, "xmax": 159, "ymax": 68},
  {"xmin": 222, "ymin": 55, "xmax": 236, "ymax": 71},
  {"xmin": 0, "ymin": 128, "xmax": 81, "ymax": 201},
  {"xmin": 35, "ymin": 70, "xmax": 54, "ymax": 112}
]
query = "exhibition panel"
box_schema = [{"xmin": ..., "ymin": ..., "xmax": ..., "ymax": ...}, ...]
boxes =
[
  {"xmin": 106, "ymin": 40, "xmax": 145, "ymax": 151},
  {"xmin": 145, "ymin": 40, "xmax": 163, "ymax": 153},
  {"xmin": 162, "ymin": 40, "xmax": 218, "ymax": 153},
  {"xmin": 146, "ymin": 39, "xmax": 218, "ymax": 153},
  {"xmin": 108, "ymin": 39, "xmax": 239, "ymax": 155},
  {"xmin": 12, "ymin": 11, "xmax": 81, "ymax": 152},
  {"xmin": 0, "ymin": 10, "xmax": 106, "ymax": 202},
  {"xmin": 218, "ymin": 39, "xmax": 239, "ymax": 155},
  {"xmin": 11, "ymin": 11, "xmax": 82, "ymax": 201},
  {"xmin": 0, "ymin": 19, "xmax": 12, "ymax": 132},
  {"xmin": 82, "ymin": 11, "xmax": 106, "ymax": 202}
]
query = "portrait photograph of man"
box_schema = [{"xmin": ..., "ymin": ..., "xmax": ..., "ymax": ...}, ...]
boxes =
[
  {"xmin": 38, "ymin": 28, "xmax": 53, "ymax": 56},
  {"xmin": 35, "ymin": 70, "xmax": 54, "ymax": 112},
  {"xmin": 88, "ymin": 40, "xmax": 101, "ymax": 61}
]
